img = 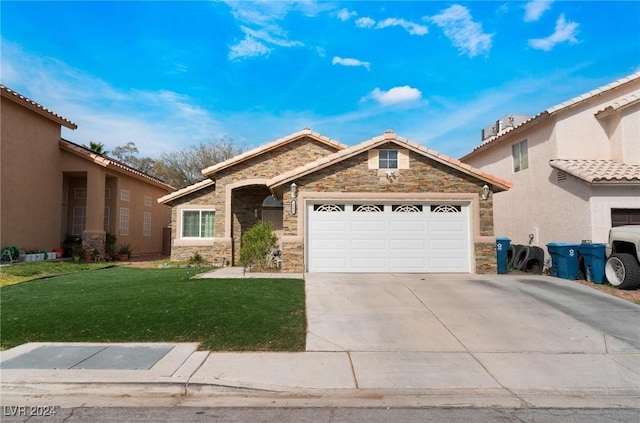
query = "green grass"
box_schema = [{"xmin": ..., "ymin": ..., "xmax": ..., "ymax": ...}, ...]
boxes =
[
  {"xmin": 0, "ymin": 261, "xmax": 114, "ymax": 287},
  {"xmin": 0, "ymin": 267, "xmax": 306, "ymax": 351}
]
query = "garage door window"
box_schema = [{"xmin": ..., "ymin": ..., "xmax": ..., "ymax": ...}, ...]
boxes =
[
  {"xmin": 353, "ymin": 204, "xmax": 384, "ymax": 212},
  {"xmin": 392, "ymin": 205, "xmax": 422, "ymax": 213},
  {"xmin": 431, "ymin": 205, "xmax": 462, "ymax": 213},
  {"xmin": 313, "ymin": 204, "xmax": 345, "ymax": 212}
]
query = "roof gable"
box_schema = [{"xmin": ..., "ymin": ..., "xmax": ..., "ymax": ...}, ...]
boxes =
[
  {"xmin": 1, "ymin": 85, "xmax": 77, "ymax": 130},
  {"xmin": 201, "ymin": 128, "xmax": 347, "ymax": 178},
  {"xmin": 461, "ymin": 72, "xmax": 640, "ymax": 160},
  {"xmin": 268, "ymin": 130, "xmax": 512, "ymax": 191}
]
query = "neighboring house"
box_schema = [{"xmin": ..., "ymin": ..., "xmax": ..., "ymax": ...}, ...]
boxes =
[
  {"xmin": 461, "ymin": 72, "xmax": 640, "ymax": 249},
  {"xmin": 0, "ymin": 85, "xmax": 174, "ymax": 256},
  {"xmin": 159, "ymin": 128, "xmax": 511, "ymax": 273}
]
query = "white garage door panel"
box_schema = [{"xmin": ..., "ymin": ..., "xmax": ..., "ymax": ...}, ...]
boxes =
[{"xmin": 307, "ymin": 202, "xmax": 471, "ymax": 273}]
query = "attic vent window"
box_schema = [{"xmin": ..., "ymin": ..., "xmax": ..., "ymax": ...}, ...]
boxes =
[
  {"xmin": 557, "ymin": 171, "xmax": 567, "ymax": 183},
  {"xmin": 379, "ymin": 150, "xmax": 398, "ymax": 169}
]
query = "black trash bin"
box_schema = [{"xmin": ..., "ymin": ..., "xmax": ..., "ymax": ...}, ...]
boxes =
[{"xmin": 496, "ymin": 237, "xmax": 511, "ymax": 274}]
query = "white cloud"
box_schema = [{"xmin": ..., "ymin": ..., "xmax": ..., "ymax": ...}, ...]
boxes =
[
  {"xmin": 229, "ymin": 35, "xmax": 272, "ymax": 60},
  {"xmin": 528, "ymin": 14, "xmax": 579, "ymax": 51},
  {"xmin": 336, "ymin": 8, "xmax": 356, "ymax": 22},
  {"xmin": 1, "ymin": 41, "xmax": 224, "ymax": 156},
  {"xmin": 223, "ymin": 0, "xmax": 316, "ymax": 60},
  {"xmin": 524, "ymin": 0, "xmax": 554, "ymax": 22},
  {"xmin": 332, "ymin": 56, "xmax": 370, "ymax": 71},
  {"xmin": 430, "ymin": 5, "xmax": 493, "ymax": 57},
  {"xmin": 363, "ymin": 86, "xmax": 422, "ymax": 106},
  {"xmin": 355, "ymin": 16, "xmax": 375, "ymax": 29},
  {"xmin": 376, "ymin": 17, "xmax": 428, "ymax": 36}
]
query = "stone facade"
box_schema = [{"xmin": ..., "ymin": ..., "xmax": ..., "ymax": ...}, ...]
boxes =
[{"xmin": 167, "ymin": 136, "xmax": 502, "ymax": 273}]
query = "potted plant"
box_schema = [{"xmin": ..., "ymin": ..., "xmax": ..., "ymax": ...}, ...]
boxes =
[
  {"xmin": 72, "ymin": 246, "xmax": 83, "ymax": 262},
  {"xmin": 117, "ymin": 243, "xmax": 133, "ymax": 261},
  {"xmin": 105, "ymin": 233, "xmax": 117, "ymax": 261}
]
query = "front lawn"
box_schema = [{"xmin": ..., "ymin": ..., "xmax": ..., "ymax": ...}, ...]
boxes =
[
  {"xmin": 0, "ymin": 261, "xmax": 114, "ymax": 287},
  {"xmin": 0, "ymin": 267, "xmax": 306, "ymax": 351}
]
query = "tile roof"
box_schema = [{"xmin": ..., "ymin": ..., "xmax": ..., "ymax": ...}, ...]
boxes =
[
  {"xmin": 1, "ymin": 85, "xmax": 77, "ymax": 129},
  {"xmin": 595, "ymin": 90, "xmax": 640, "ymax": 118},
  {"xmin": 549, "ymin": 159, "xmax": 640, "ymax": 184},
  {"xmin": 60, "ymin": 139, "xmax": 175, "ymax": 191},
  {"xmin": 158, "ymin": 179, "xmax": 215, "ymax": 204},
  {"xmin": 268, "ymin": 130, "xmax": 512, "ymax": 191},
  {"xmin": 461, "ymin": 72, "xmax": 640, "ymax": 160},
  {"xmin": 201, "ymin": 128, "xmax": 347, "ymax": 177}
]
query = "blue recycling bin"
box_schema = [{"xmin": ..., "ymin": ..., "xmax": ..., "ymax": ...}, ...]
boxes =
[
  {"xmin": 496, "ymin": 237, "xmax": 511, "ymax": 274},
  {"xmin": 547, "ymin": 243, "xmax": 581, "ymax": 280},
  {"xmin": 579, "ymin": 243, "xmax": 606, "ymax": 284}
]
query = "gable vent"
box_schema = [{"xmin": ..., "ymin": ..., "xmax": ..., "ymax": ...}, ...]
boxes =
[{"xmin": 557, "ymin": 171, "xmax": 568, "ymax": 183}]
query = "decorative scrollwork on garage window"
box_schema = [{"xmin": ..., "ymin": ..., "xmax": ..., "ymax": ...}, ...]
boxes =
[
  {"xmin": 392, "ymin": 205, "xmax": 422, "ymax": 213},
  {"xmin": 313, "ymin": 204, "xmax": 345, "ymax": 212},
  {"xmin": 430, "ymin": 205, "xmax": 462, "ymax": 213},
  {"xmin": 353, "ymin": 204, "xmax": 384, "ymax": 212}
]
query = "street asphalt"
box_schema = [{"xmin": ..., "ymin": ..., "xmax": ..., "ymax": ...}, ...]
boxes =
[{"xmin": 0, "ymin": 270, "xmax": 638, "ymax": 408}]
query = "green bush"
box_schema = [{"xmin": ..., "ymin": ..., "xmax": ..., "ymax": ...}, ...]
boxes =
[
  {"xmin": 240, "ymin": 222, "xmax": 277, "ymax": 269},
  {"xmin": 189, "ymin": 252, "xmax": 206, "ymax": 266}
]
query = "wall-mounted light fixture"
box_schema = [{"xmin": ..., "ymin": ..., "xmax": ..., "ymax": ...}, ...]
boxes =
[
  {"xmin": 254, "ymin": 208, "xmax": 258, "ymax": 218},
  {"xmin": 290, "ymin": 182, "xmax": 298, "ymax": 215},
  {"xmin": 481, "ymin": 184, "xmax": 490, "ymax": 200}
]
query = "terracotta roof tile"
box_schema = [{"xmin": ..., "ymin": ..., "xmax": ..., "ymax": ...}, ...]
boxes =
[
  {"xmin": 1, "ymin": 85, "xmax": 77, "ymax": 129},
  {"xmin": 158, "ymin": 179, "xmax": 215, "ymax": 204},
  {"xmin": 201, "ymin": 128, "xmax": 347, "ymax": 177},
  {"xmin": 549, "ymin": 159, "xmax": 640, "ymax": 184},
  {"xmin": 269, "ymin": 131, "xmax": 512, "ymax": 191}
]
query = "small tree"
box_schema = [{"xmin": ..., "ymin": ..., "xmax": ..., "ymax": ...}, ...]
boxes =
[{"xmin": 239, "ymin": 222, "xmax": 278, "ymax": 270}]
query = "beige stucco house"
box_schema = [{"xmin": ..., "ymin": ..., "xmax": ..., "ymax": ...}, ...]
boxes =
[
  {"xmin": 159, "ymin": 128, "xmax": 511, "ymax": 273},
  {"xmin": 461, "ymin": 72, "xmax": 640, "ymax": 248},
  {"xmin": 0, "ymin": 85, "xmax": 174, "ymax": 257}
]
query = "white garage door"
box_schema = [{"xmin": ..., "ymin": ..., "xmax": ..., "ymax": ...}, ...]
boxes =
[{"xmin": 307, "ymin": 202, "xmax": 471, "ymax": 273}]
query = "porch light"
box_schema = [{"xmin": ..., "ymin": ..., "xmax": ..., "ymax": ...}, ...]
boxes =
[
  {"xmin": 290, "ymin": 182, "xmax": 298, "ymax": 199},
  {"xmin": 481, "ymin": 184, "xmax": 490, "ymax": 200}
]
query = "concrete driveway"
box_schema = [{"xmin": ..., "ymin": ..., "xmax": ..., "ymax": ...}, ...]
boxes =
[{"xmin": 305, "ymin": 273, "xmax": 640, "ymax": 390}]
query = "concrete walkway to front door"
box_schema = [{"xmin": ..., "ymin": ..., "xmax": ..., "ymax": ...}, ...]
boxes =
[{"xmin": 304, "ymin": 273, "xmax": 640, "ymax": 391}]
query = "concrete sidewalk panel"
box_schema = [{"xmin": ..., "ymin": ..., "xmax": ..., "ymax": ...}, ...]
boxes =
[
  {"xmin": 73, "ymin": 345, "xmax": 173, "ymax": 370},
  {"xmin": 609, "ymin": 353, "xmax": 640, "ymax": 374},
  {"xmin": 190, "ymin": 352, "xmax": 356, "ymax": 390},
  {"xmin": 350, "ymin": 352, "xmax": 501, "ymax": 389},
  {"xmin": 475, "ymin": 353, "xmax": 640, "ymax": 389},
  {"xmin": 0, "ymin": 345, "xmax": 106, "ymax": 369}
]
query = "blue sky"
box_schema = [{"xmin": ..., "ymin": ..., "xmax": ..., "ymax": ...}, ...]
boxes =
[{"xmin": 1, "ymin": 1, "xmax": 639, "ymax": 159}]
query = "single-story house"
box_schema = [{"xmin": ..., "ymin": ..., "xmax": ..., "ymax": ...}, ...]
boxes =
[
  {"xmin": 461, "ymin": 72, "xmax": 640, "ymax": 247},
  {"xmin": 159, "ymin": 129, "xmax": 511, "ymax": 273},
  {"xmin": 0, "ymin": 85, "xmax": 174, "ymax": 257}
]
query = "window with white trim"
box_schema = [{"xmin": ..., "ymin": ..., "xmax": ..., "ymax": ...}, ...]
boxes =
[
  {"xmin": 121, "ymin": 189, "xmax": 130, "ymax": 202},
  {"xmin": 119, "ymin": 208, "xmax": 129, "ymax": 236},
  {"xmin": 72, "ymin": 207, "xmax": 86, "ymax": 235},
  {"xmin": 143, "ymin": 212, "xmax": 152, "ymax": 237},
  {"xmin": 181, "ymin": 210, "xmax": 215, "ymax": 239},
  {"xmin": 144, "ymin": 196, "xmax": 152, "ymax": 207},
  {"xmin": 512, "ymin": 140, "xmax": 528, "ymax": 172},
  {"xmin": 379, "ymin": 150, "xmax": 398, "ymax": 169}
]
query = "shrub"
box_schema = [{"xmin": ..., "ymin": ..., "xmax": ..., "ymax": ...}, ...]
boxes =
[
  {"xmin": 240, "ymin": 222, "xmax": 278, "ymax": 270},
  {"xmin": 189, "ymin": 252, "xmax": 206, "ymax": 266}
]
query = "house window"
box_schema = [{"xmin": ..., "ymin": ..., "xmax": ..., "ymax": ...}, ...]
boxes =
[
  {"xmin": 611, "ymin": 209, "xmax": 640, "ymax": 227},
  {"xmin": 144, "ymin": 196, "xmax": 152, "ymax": 207},
  {"xmin": 72, "ymin": 207, "xmax": 86, "ymax": 235},
  {"xmin": 74, "ymin": 188, "xmax": 86, "ymax": 199},
  {"xmin": 143, "ymin": 212, "xmax": 152, "ymax": 237},
  {"xmin": 379, "ymin": 150, "xmax": 398, "ymax": 169},
  {"xmin": 119, "ymin": 208, "xmax": 129, "ymax": 236},
  {"xmin": 104, "ymin": 207, "xmax": 110, "ymax": 232},
  {"xmin": 105, "ymin": 188, "xmax": 111, "ymax": 199},
  {"xmin": 121, "ymin": 189, "xmax": 130, "ymax": 202},
  {"xmin": 512, "ymin": 140, "xmax": 528, "ymax": 172},
  {"xmin": 181, "ymin": 210, "xmax": 215, "ymax": 239}
]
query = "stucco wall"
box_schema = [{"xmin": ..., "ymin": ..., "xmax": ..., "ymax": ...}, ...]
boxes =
[{"xmin": 0, "ymin": 98, "xmax": 63, "ymax": 251}]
